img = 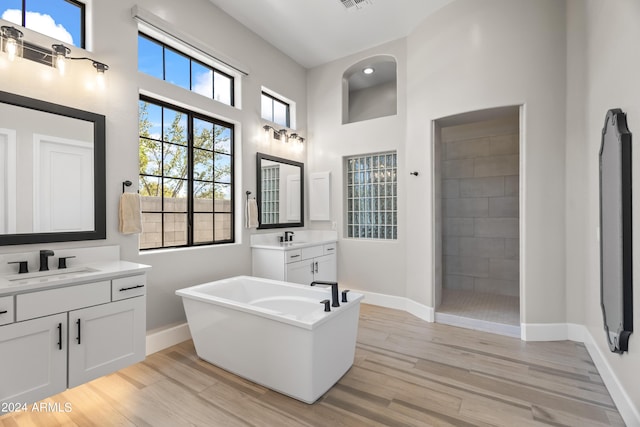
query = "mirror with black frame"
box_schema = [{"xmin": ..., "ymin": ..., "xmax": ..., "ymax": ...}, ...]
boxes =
[
  {"xmin": 256, "ymin": 153, "xmax": 304, "ymax": 229},
  {"xmin": 0, "ymin": 91, "xmax": 106, "ymax": 245},
  {"xmin": 599, "ymin": 108, "xmax": 633, "ymax": 353}
]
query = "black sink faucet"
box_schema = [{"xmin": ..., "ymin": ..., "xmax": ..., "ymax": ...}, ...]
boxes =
[
  {"xmin": 39, "ymin": 249, "xmax": 55, "ymax": 271},
  {"xmin": 284, "ymin": 231, "xmax": 295, "ymax": 242},
  {"xmin": 311, "ymin": 281, "xmax": 340, "ymax": 308}
]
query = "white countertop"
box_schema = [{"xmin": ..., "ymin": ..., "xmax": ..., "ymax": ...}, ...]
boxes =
[
  {"xmin": 0, "ymin": 260, "xmax": 151, "ymax": 296},
  {"xmin": 251, "ymin": 240, "xmax": 337, "ymax": 251},
  {"xmin": 250, "ymin": 230, "xmax": 338, "ymax": 251}
]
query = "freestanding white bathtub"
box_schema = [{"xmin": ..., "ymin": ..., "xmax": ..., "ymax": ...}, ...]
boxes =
[{"xmin": 175, "ymin": 276, "xmax": 363, "ymax": 403}]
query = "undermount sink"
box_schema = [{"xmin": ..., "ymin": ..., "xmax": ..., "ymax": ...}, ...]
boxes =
[{"xmin": 5, "ymin": 266, "xmax": 100, "ymax": 285}]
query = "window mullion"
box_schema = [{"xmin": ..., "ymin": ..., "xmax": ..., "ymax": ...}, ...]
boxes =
[{"xmin": 187, "ymin": 115, "xmax": 194, "ymax": 246}]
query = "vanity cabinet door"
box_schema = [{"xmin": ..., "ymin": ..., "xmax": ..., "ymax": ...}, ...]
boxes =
[
  {"xmin": 314, "ymin": 254, "xmax": 337, "ymax": 283},
  {"xmin": 0, "ymin": 313, "xmax": 67, "ymax": 405},
  {"xmin": 286, "ymin": 260, "xmax": 315, "ymax": 285},
  {"xmin": 68, "ymin": 297, "xmax": 145, "ymax": 388}
]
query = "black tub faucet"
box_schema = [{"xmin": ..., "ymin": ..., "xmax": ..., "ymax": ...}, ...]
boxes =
[
  {"xmin": 39, "ymin": 249, "xmax": 55, "ymax": 271},
  {"xmin": 311, "ymin": 281, "xmax": 340, "ymax": 308}
]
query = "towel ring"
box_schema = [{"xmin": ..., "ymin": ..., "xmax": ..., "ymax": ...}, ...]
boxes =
[{"xmin": 122, "ymin": 180, "xmax": 132, "ymax": 193}]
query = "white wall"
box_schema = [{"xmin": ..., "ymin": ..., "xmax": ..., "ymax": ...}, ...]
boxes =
[
  {"xmin": 566, "ymin": 0, "xmax": 640, "ymax": 412},
  {"xmin": 307, "ymin": 38, "xmax": 407, "ymax": 297},
  {"xmin": 0, "ymin": 0, "xmax": 307, "ymax": 330},
  {"xmin": 405, "ymin": 0, "xmax": 567, "ymax": 324}
]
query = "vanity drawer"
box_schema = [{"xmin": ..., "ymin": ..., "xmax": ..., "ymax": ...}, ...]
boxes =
[
  {"xmin": 285, "ymin": 249, "xmax": 302, "ymax": 263},
  {"xmin": 301, "ymin": 245, "xmax": 323, "ymax": 260},
  {"xmin": 0, "ymin": 296, "xmax": 14, "ymax": 326},
  {"xmin": 16, "ymin": 281, "xmax": 111, "ymax": 321},
  {"xmin": 323, "ymin": 243, "xmax": 336, "ymax": 255},
  {"xmin": 112, "ymin": 275, "xmax": 146, "ymax": 301}
]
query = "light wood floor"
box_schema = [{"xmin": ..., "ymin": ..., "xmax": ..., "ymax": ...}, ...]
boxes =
[{"xmin": 0, "ymin": 304, "xmax": 625, "ymax": 426}]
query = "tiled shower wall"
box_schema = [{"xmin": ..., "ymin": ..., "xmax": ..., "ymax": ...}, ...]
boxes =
[{"xmin": 441, "ymin": 116, "xmax": 519, "ymax": 297}]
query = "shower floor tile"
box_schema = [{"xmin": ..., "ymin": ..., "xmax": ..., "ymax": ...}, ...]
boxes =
[{"xmin": 437, "ymin": 289, "xmax": 520, "ymax": 326}]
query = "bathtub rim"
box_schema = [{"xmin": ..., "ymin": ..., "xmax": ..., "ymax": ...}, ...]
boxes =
[{"xmin": 176, "ymin": 275, "xmax": 363, "ymax": 331}]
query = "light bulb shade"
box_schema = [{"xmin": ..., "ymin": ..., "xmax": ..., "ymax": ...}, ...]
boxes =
[
  {"xmin": 51, "ymin": 44, "xmax": 70, "ymax": 74},
  {"xmin": 1, "ymin": 26, "xmax": 23, "ymax": 61}
]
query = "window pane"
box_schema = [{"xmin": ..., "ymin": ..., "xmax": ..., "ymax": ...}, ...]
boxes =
[
  {"xmin": 273, "ymin": 99, "xmax": 288, "ymax": 127},
  {"xmin": 215, "ymin": 153, "xmax": 232, "ymax": 183},
  {"xmin": 139, "ymin": 101, "xmax": 162, "ymax": 140},
  {"xmin": 164, "ymin": 48, "xmax": 190, "ymax": 90},
  {"xmin": 138, "ymin": 35, "xmax": 163, "ymax": 80},
  {"xmin": 139, "ymin": 213, "xmax": 161, "ymax": 250},
  {"xmin": 214, "ymin": 214, "xmax": 232, "ymax": 241},
  {"xmin": 1, "ymin": 1, "xmax": 22, "ymax": 25},
  {"xmin": 192, "ymin": 61, "xmax": 213, "ymax": 98},
  {"xmin": 25, "ymin": 0, "xmax": 81, "ymax": 46},
  {"xmin": 164, "ymin": 213, "xmax": 187, "ymax": 247},
  {"xmin": 163, "ymin": 178, "xmax": 187, "ymax": 212},
  {"xmin": 194, "ymin": 118, "xmax": 214, "ymax": 149},
  {"xmin": 194, "ymin": 213, "xmax": 214, "ymax": 244},
  {"xmin": 214, "ymin": 72, "xmax": 232, "ymax": 105},
  {"xmin": 193, "ymin": 148, "xmax": 213, "ymax": 181},
  {"xmin": 163, "ymin": 108, "xmax": 187, "ymax": 145},
  {"xmin": 139, "ymin": 176, "xmax": 161, "ymax": 198},
  {"xmin": 261, "ymin": 94, "xmax": 273, "ymax": 122},
  {"xmin": 215, "ymin": 184, "xmax": 232, "ymax": 213},
  {"xmin": 214, "ymin": 125, "xmax": 232, "ymax": 154},
  {"xmin": 139, "ymin": 138, "xmax": 162, "ymax": 176},
  {"xmin": 163, "ymin": 144, "xmax": 188, "ymax": 179},
  {"xmin": 194, "ymin": 183, "xmax": 214, "ymax": 212}
]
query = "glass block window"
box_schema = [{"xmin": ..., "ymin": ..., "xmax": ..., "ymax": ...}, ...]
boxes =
[
  {"xmin": 138, "ymin": 33, "xmax": 234, "ymax": 106},
  {"xmin": 261, "ymin": 92, "xmax": 290, "ymax": 127},
  {"xmin": 260, "ymin": 165, "xmax": 280, "ymax": 224},
  {"xmin": 346, "ymin": 152, "xmax": 397, "ymax": 240},
  {"xmin": 1, "ymin": 0, "xmax": 85, "ymax": 48},
  {"xmin": 138, "ymin": 96, "xmax": 234, "ymax": 250}
]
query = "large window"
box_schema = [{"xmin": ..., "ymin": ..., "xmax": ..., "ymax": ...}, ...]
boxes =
[
  {"xmin": 138, "ymin": 96, "xmax": 234, "ymax": 250},
  {"xmin": 138, "ymin": 34, "xmax": 234, "ymax": 106},
  {"xmin": 261, "ymin": 92, "xmax": 290, "ymax": 127},
  {"xmin": 345, "ymin": 152, "xmax": 397, "ymax": 240},
  {"xmin": 1, "ymin": 0, "xmax": 85, "ymax": 48}
]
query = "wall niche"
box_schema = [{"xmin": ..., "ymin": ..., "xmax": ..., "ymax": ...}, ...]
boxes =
[{"xmin": 342, "ymin": 55, "xmax": 397, "ymax": 124}]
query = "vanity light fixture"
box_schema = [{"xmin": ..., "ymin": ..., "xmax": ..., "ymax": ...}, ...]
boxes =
[
  {"xmin": 262, "ymin": 125, "xmax": 304, "ymax": 145},
  {"xmin": 1, "ymin": 26, "xmax": 24, "ymax": 61},
  {"xmin": 0, "ymin": 26, "xmax": 109, "ymax": 80},
  {"xmin": 363, "ymin": 67, "xmax": 375, "ymax": 75}
]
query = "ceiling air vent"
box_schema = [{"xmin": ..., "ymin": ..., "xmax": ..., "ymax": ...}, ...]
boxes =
[{"xmin": 340, "ymin": 0, "xmax": 374, "ymax": 11}]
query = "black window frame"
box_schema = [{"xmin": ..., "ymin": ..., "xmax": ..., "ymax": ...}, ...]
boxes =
[
  {"xmin": 9, "ymin": 0, "xmax": 86, "ymax": 48},
  {"xmin": 261, "ymin": 91, "xmax": 290, "ymax": 127},
  {"xmin": 138, "ymin": 95, "xmax": 235, "ymax": 250},
  {"xmin": 138, "ymin": 33, "xmax": 235, "ymax": 107}
]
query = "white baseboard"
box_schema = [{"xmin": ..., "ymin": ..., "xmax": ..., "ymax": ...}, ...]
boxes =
[
  {"xmin": 146, "ymin": 322, "xmax": 191, "ymax": 355},
  {"xmin": 436, "ymin": 312, "xmax": 520, "ymax": 338},
  {"xmin": 573, "ymin": 325, "xmax": 640, "ymax": 427},
  {"xmin": 353, "ymin": 289, "xmax": 434, "ymax": 322},
  {"xmin": 521, "ymin": 322, "xmax": 569, "ymax": 341}
]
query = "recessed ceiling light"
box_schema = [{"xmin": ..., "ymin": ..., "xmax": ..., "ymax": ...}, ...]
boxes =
[{"xmin": 363, "ymin": 67, "xmax": 375, "ymax": 75}]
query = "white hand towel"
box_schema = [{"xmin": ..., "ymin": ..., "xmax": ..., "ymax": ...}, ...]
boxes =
[
  {"xmin": 246, "ymin": 198, "xmax": 259, "ymax": 228},
  {"xmin": 119, "ymin": 193, "xmax": 142, "ymax": 235}
]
